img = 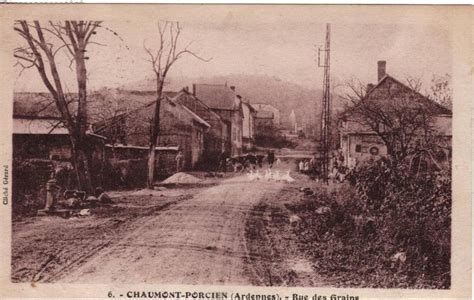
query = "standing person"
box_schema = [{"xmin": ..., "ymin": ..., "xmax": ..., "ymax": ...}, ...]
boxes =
[
  {"xmin": 267, "ymin": 151, "xmax": 275, "ymax": 168},
  {"xmin": 218, "ymin": 151, "xmax": 228, "ymax": 172},
  {"xmin": 303, "ymin": 160, "xmax": 310, "ymax": 174},
  {"xmin": 175, "ymin": 151, "xmax": 184, "ymax": 173},
  {"xmin": 309, "ymin": 154, "xmax": 317, "ymax": 174},
  {"xmin": 256, "ymin": 154, "xmax": 264, "ymax": 168},
  {"xmin": 275, "ymin": 157, "xmax": 282, "ymax": 168},
  {"xmin": 298, "ymin": 160, "xmax": 304, "ymax": 173}
]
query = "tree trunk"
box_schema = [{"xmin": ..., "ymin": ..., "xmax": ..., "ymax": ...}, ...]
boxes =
[
  {"xmin": 146, "ymin": 78, "xmax": 164, "ymax": 189},
  {"xmin": 147, "ymin": 145, "xmax": 156, "ymax": 189},
  {"xmin": 70, "ymin": 136, "xmax": 94, "ymax": 194},
  {"xmin": 76, "ymin": 147, "xmax": 94, "ymax": 194},
  {"xmin": 73, "ymin": 42, "xmax": 94, "ymax": 194}
]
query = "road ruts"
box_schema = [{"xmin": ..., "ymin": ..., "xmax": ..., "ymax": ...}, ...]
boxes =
[{"xmin": 62, "ymin": 175, "xmax": 284, "ymax": 284}]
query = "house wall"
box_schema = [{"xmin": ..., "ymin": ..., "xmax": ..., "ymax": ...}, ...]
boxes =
[
  {"xmin": 338, "ymin": 77, "xmax": 453, "ymax": 168},
  {"xmin": 174, "ymin": 92, "xmax": 227, "ymax": 162},
  {"xmin": 14, "ymin": 118, "xmax": 69, "ymax": 135},
  {"xmin": 253, "ymin": 104, "xmax": 280, "ymax": 125},
  {"xmin": 98, "ymin": 99, "xmax": 207, "ymax": 170},
  {"xmin": 232, "ymin": 110, "xmax": 243, "ymax": 156},
  {"xmin": 433, "ymin": 115, "xmax": 452, "ymax": 137},
  {"xmin": 255, "ymin": 118, "xmax": 274, "ymax": 135},
  {"xmin": 191, "ymin": 122, "xmax": 204, "ymax": 166},
  {"xmin": 212, "ymin": 109, "xmax": 242, "ymax": 156},
  {"xmin": 241, "ymin": 104, "xmax": 255, "ymax": 150},
  {"xmin": 105, "ymin": 146, "xmax": 180, "ymax": 179},
  {"xmin": 340, "ymin": 133, "xmax": 387, "ymax": 168}
]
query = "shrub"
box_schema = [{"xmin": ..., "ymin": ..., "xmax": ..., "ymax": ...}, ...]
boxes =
[
  {"xmin": 12, "ymin": 159, "xmax": 53, "ymax": 216},
  {"xmin": 290, "ymin": 158, "xmax": 451, "ymax": 288},
  {"xmin": 352, "ymin": 158, "xmax": 451, "ymax": 288}
]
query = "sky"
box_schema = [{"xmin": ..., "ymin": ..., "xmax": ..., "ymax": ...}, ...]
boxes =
[{"xmin": 13, "ymin": 16, "xmax": 452, "ymax": 94}]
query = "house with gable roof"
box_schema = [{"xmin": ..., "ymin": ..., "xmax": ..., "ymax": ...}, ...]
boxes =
[
  {"xmin": 171, "ymin": 87, "xmax": 229, "ymax": 167},
  {"xmin": 252, "ymin": 103, "xmax": 280, "ymax": 126},
  {"xmin": 339, "ymin": 61, "xmax": 452, "ymax": 169},
  {"xmin": 13, "ymin": 92, "xmax": 106, "ymax": 163},
  {"xmin": 192, "ymin": 83, "xmax": 244, "ymax": 156},
  {"xmin": 92, "ymin": 89, "xmax": 210, "ymax": 175},
  {"xmin": 253, "ymin": 109, "xmax": 274, "ymax": 136}
]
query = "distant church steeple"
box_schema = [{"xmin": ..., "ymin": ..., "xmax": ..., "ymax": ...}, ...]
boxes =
[{"xmin": 289, "ymin": 110, "xmax": 297, "ymax": 134}]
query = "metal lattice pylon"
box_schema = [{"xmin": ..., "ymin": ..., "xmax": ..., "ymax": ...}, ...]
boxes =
[{"xmin": 318, "ymin": 23, "xmax": 331, "ymax": 183}]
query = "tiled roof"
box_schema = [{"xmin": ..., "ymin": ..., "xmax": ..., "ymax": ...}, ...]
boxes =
[
  {"xmin": 13, "ymin": 92, "xmax": 69, "ymax": 119},
  {"xmin": 171, "ymin": 90, "xmax": 223, "ymax": 123},
  {"xmin": 175, "ymin": 102, "xmax": 211, "ymax": 128},
  {"xmin": 340, "ymin": 74, "xmax": 452, "ymax": 119},
  {"xmin": 365, "ymin": 75, "xmax": 452, "ymax": 115},
  {"xmin": 252, "ymin": 103, "xmax": 279, "ymax": 112},
  {"xmin": 193, "ymin": 84, "xmax": 238, "ymax": 110},
  {"xmin": 13, "ymin": 90, "xmax": 178, "ymax": 122},
  {"xmin": 255, "ymin": 110, "xmax": 274, "ymax": 119},
  {"xmin": 242, "ymin": 102, "xmax": 257, "ymax": 112}
]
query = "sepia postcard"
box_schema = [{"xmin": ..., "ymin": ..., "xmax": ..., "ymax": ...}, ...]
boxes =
[{"xmin": 0, "ymin": 4, "xmax": 471, "ymax": 299}]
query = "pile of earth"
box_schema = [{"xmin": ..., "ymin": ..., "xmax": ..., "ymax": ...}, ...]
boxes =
[{"xmin": 161, "ymin": 172, "xmax": 202, "ymax": 185}]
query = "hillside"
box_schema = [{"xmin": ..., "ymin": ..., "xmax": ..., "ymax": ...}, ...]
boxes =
[{"xmin": 120, "ymin": 73, "xmax": 347, "ymax": 129}]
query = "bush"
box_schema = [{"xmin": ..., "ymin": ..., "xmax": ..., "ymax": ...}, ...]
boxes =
[
  {"xmin": 290, "ymin": 158, "xmax": 451, "ymax": 288},
  {"xmin": 12, "ymin": 159, "xmax": 53, "ymax": 216},
  {"xmin": 352, "ymin": 157, "xmax": 451, "ymax": 288}
]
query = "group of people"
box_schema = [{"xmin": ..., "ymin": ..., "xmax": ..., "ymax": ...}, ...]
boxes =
[
  {"xmin": 297, "ymin": 150, "xmax": 352, "ymax": 183},
  {"xmin": 298, "ymin": 159, "xmax": 311, "ymax": 174},
  {"xmin": 219, "ymin": 150, "xmax": 280, "ymax": 173},
  {"xmin": 328, "ymin": 150, "xmax": 349, "ymax": 182},
  {"xmin": 298, "ymin": 155, "xmax": 319, "ymax": 175}
]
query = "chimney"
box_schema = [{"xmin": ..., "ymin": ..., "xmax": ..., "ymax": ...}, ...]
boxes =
[
  {"xmin": 183, "ymin": 86, "xmax": 189, "ymax": 93},
  {"xmin": 366, "ymin": 83, "xmax": 375, "ymax": 92},
  {"xmin": 192, "ymin": 83, "xmax": 196, "ymax": 95},
  {"xmin": 377, "ymin": 60, "xmax": 386, "ymax": 81},
  {"xmin": 230, "ymin": 86, "xmax": 235, "ymax": 92}
]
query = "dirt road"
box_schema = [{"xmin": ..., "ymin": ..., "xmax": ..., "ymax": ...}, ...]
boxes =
[{"xmin": 63, "ymin": 175, "xmax": 284, "ymax": 284}]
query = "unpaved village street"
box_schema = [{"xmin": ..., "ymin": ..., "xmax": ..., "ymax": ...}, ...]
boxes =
[
  {"xmin": 63, "ymin": 175, "xmax": 284, "ymax": 284},
  {"xmin": 13, "ymin": 154, "xmax": 329, "ymax": 286}
]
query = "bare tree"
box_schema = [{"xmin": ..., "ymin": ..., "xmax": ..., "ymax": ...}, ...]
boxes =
[
  {"xmin": 14, "ymin": 20, "xmax": 102, "ymax": 193},
  {"xmin": 427, "ymin": 74, "xmax": 452, "ymax": 110},
  {"xmin": 405, "ymin": 75, "xmax": 423, "ymax": 93},
  {"xmin": 342, "ymin": 76, "xmax": 438, "ymax": 163},
  {"xmin": 91, "ymin": 89, "xmax": 155, "ymax": 156},
  {"xmin": 143, "ymin": 21, "xmax": 210, "ymax": 188}
]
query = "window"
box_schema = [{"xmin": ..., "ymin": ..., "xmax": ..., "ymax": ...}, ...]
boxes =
[
  {"xmin": 355, "ymin": 144, "xmax": 362, "ymax": 153},
  {"xmin": 369, "ymin": 146, "xmax": 379, "ymax": 155}
]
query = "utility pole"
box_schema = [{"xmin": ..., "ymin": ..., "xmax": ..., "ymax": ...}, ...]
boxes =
[{"xmin": 318, "ymin": 23, "xmax": 331, "ymax": 183}]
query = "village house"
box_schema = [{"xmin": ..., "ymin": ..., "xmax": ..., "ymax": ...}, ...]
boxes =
[
  {"xmin": 193, "ymin": 84, "xmax": 244, "ymax": 156},
  {"xmin": 252, "ymin": 103, "xmax": 281, "ymax": 126},
  {"xmin": 13, "ymin": 92, "xmax": 106, "ymax": 164},
  {"xmin": 339, "ymin": 61, "xmax": 452, "ymax": 169},
  {"xmin": 241, "ymin": 101, "xmax": 257, "ymax": 151},
  {"xmin": 171, "ymin": 88, "xmax": 229, "ymax": 168},
  {"xmin": 92, "ymin": 90, "xmax": 210, "ymax": 175},
  {"xmin": 253, "ymin": 110, "xmax": 274, "ymax": 135}
]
